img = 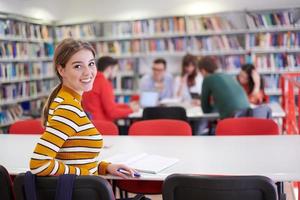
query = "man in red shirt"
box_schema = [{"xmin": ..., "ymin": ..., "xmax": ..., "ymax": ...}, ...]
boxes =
[{"xmin": 82, "ymin": 56, "xmax": 139, "ymax": 121}]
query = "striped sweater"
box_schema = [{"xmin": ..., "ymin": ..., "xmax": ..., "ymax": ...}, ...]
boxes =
[{"xmin": 30, "ymin": 86, "xmax": 109, "ymax": 176}]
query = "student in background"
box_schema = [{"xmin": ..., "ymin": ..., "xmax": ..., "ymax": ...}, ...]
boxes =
[
  {"xmin": 140, "ymin": 58, "xmax": 173, "ymax": 100},
  {"xmin": 82, "ymin": 56, "xmax": 139, "ymax": 121},
  {"xmin": 30, "ymin": 39, "xmax": 136, "ymax": 178},
  {"xmin": 174, "ymin": 54, "xmax": 203, "ymax": 106},
  {"xmin": 237, "ymin": 63, "xmax": 268, "ymax": 105},
  {"xmin": 199, "ymin": 56, "xmax": 250, "ymax": 119}
]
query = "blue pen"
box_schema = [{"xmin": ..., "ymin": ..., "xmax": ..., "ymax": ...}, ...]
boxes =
[{"xmin": 117, "ymin": 168, "xmax": 141, "ymax": 177}]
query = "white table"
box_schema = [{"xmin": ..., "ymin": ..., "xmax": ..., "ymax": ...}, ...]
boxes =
[
  {"xmin": 128, "ymin": 102, "xmax": 285, "ymax": 120},
  {"xmin": 0, "ymin": 134, "xmax": 299, "ymax": 182}
]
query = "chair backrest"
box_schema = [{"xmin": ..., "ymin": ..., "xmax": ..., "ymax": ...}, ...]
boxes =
[
  {"xmin": 129, "ymin": 119, "xmax": 192, "ymax": 136},
  {"xmin": 9, "ymin": 119, "xmax": 44, "ymax": 134},
  {"xmin": 92, "ymin": 120, "xmax": 119, "ymax": 135},
  {"xmin": 215, "ymin": 117, "xmax": 279, "ymax": 135},
  {"xmin": 0, "ymin": 165, "xmax": 14, "ymax": 200},
  {"xmin": 142, "ymin": 106, "xmax": 187, "ymax": 121},
  {"xmin": 13, "ymin": 173, "xmax": 115, "ymax": 200},
  {"xmin": 163, "ymin": 174, "xmax": 278, "ymax": 200}
]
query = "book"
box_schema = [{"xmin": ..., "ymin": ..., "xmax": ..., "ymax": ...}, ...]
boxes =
[{"xmin": 106, "ymin": 153, "xmax": 179, "ymax": 174}]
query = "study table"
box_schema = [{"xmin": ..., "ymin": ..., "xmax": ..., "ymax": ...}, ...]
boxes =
[
  {"xmin": 128, "ymin": 102, "xmax": 285, "ymax": 120},
  {"xmin": 0, "ymin": 134, "xmax": 299, "ymax": 183}
]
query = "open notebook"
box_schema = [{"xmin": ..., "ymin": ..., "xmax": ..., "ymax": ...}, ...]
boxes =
[{"xmin": 106, "ymin": 153, "xmax": 179, "ymax": 174}]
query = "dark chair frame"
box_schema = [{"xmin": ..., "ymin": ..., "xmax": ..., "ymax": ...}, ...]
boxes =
[
  {"xmin": 142, "ymin": 106, "xmax": 187, "ymax": 121},
  {"xmin": 163, "ymin": 174, "xmax": 278, "ymax": 200},
  {"xmin": 0, "ymin": 165, "xmax": 14, "ymax": 200},
  {"xmin": 13, "ymin": 173, "xmax": 115, "ymax": 200}
]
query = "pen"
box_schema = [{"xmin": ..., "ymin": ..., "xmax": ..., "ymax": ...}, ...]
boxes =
[{"xmin": 117, "ymin": 168, "xmax": 141, "ymax": 177}]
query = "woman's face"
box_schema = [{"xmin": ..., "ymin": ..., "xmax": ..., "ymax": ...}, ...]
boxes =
[
  {"xmin": 58, "ymin": 49, "xmax": 97, "ymax": 95},
  {"xmin": 238, "ymin": 70, "xmax": 249, "ymax": 85},
  {"xmin": 184, "ymin": 63, "xmax": 195, "ymax": 75}
]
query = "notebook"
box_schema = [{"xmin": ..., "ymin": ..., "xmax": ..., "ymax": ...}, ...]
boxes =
[
  {"xmin": 140, "ymin": 91, "xmax": 159, "ymax": 108},
  {"xmin": 106, "ymin": 153, "xmax": 179, "ymax": 174}
]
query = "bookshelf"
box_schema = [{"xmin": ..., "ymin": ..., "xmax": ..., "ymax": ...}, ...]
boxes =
[
  {"xmin": 54, "ymin": 8, "xmax": 300, "ymax": 103},
  {"xmin": 0, "ymin": 13, "xmax": 56, "ymax": 131},
  {"xmin": 1, "ymin": 7, "xmax": 300, "ymax": 131}
]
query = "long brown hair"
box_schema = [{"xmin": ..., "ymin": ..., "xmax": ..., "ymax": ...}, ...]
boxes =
[
  {"xmin": 182, "ymin": 54, "xmax": 198, "ymax": 87},
  {"xmin": 42, "ymin": 38, "xmax": 95, "ymax": 126}
]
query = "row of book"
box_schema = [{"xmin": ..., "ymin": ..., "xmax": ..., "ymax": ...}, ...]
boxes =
[
  {"xmin": 263, "ymin": 74, "xmax": 280, "ymax": 89},
  {"xmin": 94, "ymin": 35, "xmax": 245, "ymax": 54},
  {"xmin": 0, "ymin": 62, "xmax": 54, "ymax": 81},
  {"xmin": 115, "ymin": 95, "xmax": 132, "ymax": 103},
  {"xmin": 1, "ymin": 80, "xmax": 55, "ymax": 101},
  {"xmin": 121, "ymin": 77, "xmax": 135, "ymax": 90},
  {"xmin": 217, "ymin": 55, "xmax": 246, "ymax": 71},
  {"xmin": 191, "ymin": 36, "xmax": 243, "ymax": 51},
  {"xmin": 118, "ymin": 58, "xmax": 136, "ymax": 72},
  {"xmin": 0, "ymin": 41, "xmax": 54, "ymax": 59},
  {"xmin": 188, "ymin": 16, "xmax": 236, "ymax": 33},
  {"xmin": 245, "ymin": 32, "xmax": 300, "ymax": 49},
  {"xmin": 251, "ymin": 53, "xmax": 300, "ymax": 70},
  {"xmin": 101, "ymin": 17, "xmax": 186, "ymax": 37},
  {"xmin": 0, "ymin": 19, "xmax": 53, "ymax": 40},
  {"xmin": 0, "ymin": 105, "xmax": 23, "ymax": 126},
  {"xmin": 55, "ymin": 24, "xmax": 97, "ymax": 40},
  {"xmin": 95, "ymin": 38, "xmax": 189, "ymax": 54},
  {"xmin": 246, "ymin": 11, "xmax": 294, "ymax": 28},
  {"xmin": 54, "ymin": 10, "xmax": 299, "ymax": 40}
]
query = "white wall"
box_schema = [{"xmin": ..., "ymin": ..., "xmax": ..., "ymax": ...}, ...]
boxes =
[{"xmin": 0, "ymin": 0, "xmax": 299, "ymax": 23}]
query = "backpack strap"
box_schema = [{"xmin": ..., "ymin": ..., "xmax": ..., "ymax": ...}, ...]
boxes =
[
  {"xmin": 24, "ymin": 171, "xmax": 37, "ymax": 200},
  {"xmin": 55, "ymin": 174, "xmax": 76, "ymax": 200}
]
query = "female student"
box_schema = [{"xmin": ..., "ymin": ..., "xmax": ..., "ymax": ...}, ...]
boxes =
[
  {"xmin": 237, "ymin": 64, "xmax": 268, "ymax": 105},
  {"xmin": 29, "ymin": 38, "xmax": 135, "ymax": 178},
  {"xmin": 173, "ymin": 54, "xmax": 203, "ymax": 106}
]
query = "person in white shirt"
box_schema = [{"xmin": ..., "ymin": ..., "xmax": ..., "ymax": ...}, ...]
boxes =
[
  {"xmin": 174, "ymin": 54, "xmax": 203, "ymax": 106},
  {"xmin": 174, "ymin": 54, "xmax": 208, "ymax": 135}
]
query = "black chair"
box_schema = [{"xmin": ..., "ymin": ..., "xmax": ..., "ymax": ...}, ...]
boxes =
[
  {"xmin": 0, "ymin": 165, "xmax": 14, "ymax": 200},
  {"xmin": 142, "ymin": 106, "xmax": 187, "ymax": 121},
  {"xmin": 13, "ymin": 173, "xmax": 115, "ymax": 200},
  {"xmin": 163, "ymin": 174, "xmax": 278, "ymax": 200}
]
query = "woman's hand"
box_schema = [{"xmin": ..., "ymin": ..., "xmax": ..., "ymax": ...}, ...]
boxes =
[{"xmin": 106, "ymin": 163, "xmax": 139, "ymax": 179}]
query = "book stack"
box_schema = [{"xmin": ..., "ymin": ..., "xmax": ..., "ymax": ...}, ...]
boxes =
[
  {"xmin": 246, "ymin": 11, "xmax": 293, "ymax": 28},
  {"xmin": 0, "ymin": 105, "xmax": 23, "ymax": 126},
  {"xmin": 251, "ymin": 53, "xmax": 300, "ymax": 70},
  {"xmin": 188, "ymin": 15, "xmax": 236, "ymax": 33},
  {"xmin": 246, "ymin": 32, "xmax": 300, "ymax": 49},
  {"xmin": 55, "ymin": 24, "xmax": 97, "ymax": 40}
]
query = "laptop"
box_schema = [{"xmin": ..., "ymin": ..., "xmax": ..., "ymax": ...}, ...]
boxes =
[{"xmin": 140, "ymin": 91, "xmax": 159, "ymax": 108}]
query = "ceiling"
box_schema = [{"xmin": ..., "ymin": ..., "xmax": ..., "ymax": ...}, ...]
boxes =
[{"xmin": 0, "ymin": 0, "xmax": 299, "ymax": 23}]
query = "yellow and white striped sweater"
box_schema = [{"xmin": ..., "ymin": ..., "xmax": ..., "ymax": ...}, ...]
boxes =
[{"xmin": 30, "ymin": 86, "xmax": 109, "ymax": 176}]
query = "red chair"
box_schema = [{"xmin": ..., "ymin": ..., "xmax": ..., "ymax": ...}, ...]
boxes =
[
  {"xmin": 91, "ymin": 120, "xmax": 119, "ymax": 135},
  {"xmin": 116, "ymin": 119, "xmax": 192, "ymax": 197},
  {"xmin": 8, "ymin": 119, "xmax": 44, "ymax": 134},
  {"xmin": 129, "ymin": 119, "xmax": 192, "ymax": 136},
  {"xmin": 215, "ymin": 117, "xmax": 279, "ymax": 135}
]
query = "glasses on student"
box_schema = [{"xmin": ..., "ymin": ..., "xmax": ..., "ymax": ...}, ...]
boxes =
[{"xmin": 152, "ymin": 67, "xmax": 165, "ymax": 72}]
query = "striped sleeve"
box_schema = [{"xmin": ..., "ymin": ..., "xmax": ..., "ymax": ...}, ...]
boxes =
[{"xmin": 29, "ymin": 105, "xmax": 92, "ymax": 176}]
